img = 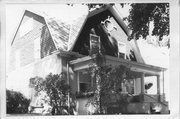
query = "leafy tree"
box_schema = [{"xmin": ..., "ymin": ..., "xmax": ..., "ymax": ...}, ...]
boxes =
[
  {"xmin": 6, "ymin": 89, "xmax": 30, "ymax": 114},
  {"xmin": 126, "ymin": 3, "xmax": 169, "ymax": 43},
  {"xmin": 30, "ymin": 73, "xmax": 76, "ymax": 115}
]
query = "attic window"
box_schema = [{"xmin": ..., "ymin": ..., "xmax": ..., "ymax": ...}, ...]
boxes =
[
  {"xmin": 20, "ymin": 18, "xmax": 33, "ymax": 37},
  {"xmin": 89, "ymin": 34, "xmax": 101, "ymax": 55},
  {"xmin": 118, "ymin": 41, "xmax": 126, "ymax": 59}
]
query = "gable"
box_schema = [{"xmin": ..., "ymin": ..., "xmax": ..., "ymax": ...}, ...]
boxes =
[
  {"xmin": 72, "ymin": 6, "xmax": 138, "ymax": 62},
  {"xmin": 11, "ymin": 10, "xmax": 45, "ymax": 46},
  {"xmin": 9, "ymin": 10, "xmax": 58, "ymax": 71}
]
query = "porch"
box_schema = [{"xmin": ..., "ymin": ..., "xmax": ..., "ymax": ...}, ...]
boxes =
[{"xmin": 69, "ymin": 55, "xmax": 169, "ymax": 114}]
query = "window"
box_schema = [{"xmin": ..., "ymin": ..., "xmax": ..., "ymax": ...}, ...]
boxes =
[
  {"xmin": 80, "ymin": 83, "xmax": 90, "ymax": 93},
  {"xmin": 78, "ymin": 71, "xmax": 94, "ymax": 93},
  {"xmin": 121, "ymin": 79, "xmax": 134, "ymax": 95},
  {"xmin": 20, "ymin": 18, "xmax": 33, "ymax": 37},
  {"xmin": 118, "ymin": 41, "xmax": 126, "ymax": 59},
  {"xmin": 89, "ymin": 34, "xmax": 100, "ymax": 55}
]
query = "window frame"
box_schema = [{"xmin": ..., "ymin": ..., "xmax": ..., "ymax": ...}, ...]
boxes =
[
  {"xmin": 117, "ymin": 41, "xmax": 126, "ymax": 59},
  {"xmin": 89, "ymin": 34, "xmax": 101, "ymax": 55}
]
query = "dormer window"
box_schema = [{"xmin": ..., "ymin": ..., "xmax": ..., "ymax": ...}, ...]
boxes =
[
  {"xmin": 89, "ymin": 34, "xmax": 101, "ymax": 55},
  {"xmin": 118, "ymin": 41, "xmax": 126, "ymax": 59}
]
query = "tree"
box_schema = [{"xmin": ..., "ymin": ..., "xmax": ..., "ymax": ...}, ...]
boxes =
[
  {"xmin": 30, "ymin": 73, "xmax": 76, "ymax": 115},
  {"xmin": 125, "ymin": 3, "xmax": 169, "ymax": 44}
]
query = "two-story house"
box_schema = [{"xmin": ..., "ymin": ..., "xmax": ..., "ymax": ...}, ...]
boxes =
[{"xmin": 7, "ymin": 4, "xmax": 169, "ymax": 114}]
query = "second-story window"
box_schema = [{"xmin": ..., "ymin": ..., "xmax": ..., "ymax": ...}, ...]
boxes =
[
  {"xmin": 118, "ymin": 41, "xmax": 126, "ymax": 59},
  {"xmin": 89, "ymin": 34, "xmax": 100, "ymax": 55}
]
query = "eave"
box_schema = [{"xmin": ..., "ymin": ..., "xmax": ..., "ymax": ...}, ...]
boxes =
[{"xmin": 69, "ymin": 55, "xmax": 167, "ymax": 75}]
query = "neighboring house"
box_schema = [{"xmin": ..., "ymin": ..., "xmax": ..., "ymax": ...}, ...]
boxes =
[{"xmin": 7, "ymin": 4, "xmax": 169, "ymax": 114}]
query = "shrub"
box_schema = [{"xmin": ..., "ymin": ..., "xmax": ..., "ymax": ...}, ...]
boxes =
[
  {"xmin": 6, "ymin": 89, "xmax": 30, "ymax": 114},
  {"xmin": 30, "ymin": 73, "xmax": 76, "ymax": 115}
]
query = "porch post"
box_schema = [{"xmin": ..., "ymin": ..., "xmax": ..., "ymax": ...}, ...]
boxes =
[
  {"xmin": 162, "ymin": 71, "xmax": 165, "ymax": 100},
  {"xmin": 157, "ymin": 75, "xmax": 160, "ymax": 101},
  {"xmin": 141, "ymin": 73, "xmax": 145, "ymax": 94},
  {"xmin": 77, "ymin": 72, "xmax": 80, "ymax": 92},
  {"xmin": 157, "ymin": 75, "xmax": 160, "ymax": 94}
]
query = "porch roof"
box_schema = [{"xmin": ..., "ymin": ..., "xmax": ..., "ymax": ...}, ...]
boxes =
[{"xmin": 69, "ymin": 55, "xmax": 166, "ymax": 76}]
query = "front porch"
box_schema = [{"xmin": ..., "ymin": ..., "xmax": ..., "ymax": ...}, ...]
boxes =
[{"xmin": 69, "ymin": 55, "xmax": 169, "ymax": 114}]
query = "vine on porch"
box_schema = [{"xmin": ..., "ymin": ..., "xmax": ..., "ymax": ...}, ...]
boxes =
[{"xmin": 87, "ymin": 53, "xmax": 134, "ymax": 114}]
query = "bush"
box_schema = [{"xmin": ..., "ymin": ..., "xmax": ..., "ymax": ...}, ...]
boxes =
[
  {"xmin": 30, "ymin": 73, "xmax": 76, "ymax": 115},
  {"xmin": 6, "ymin": 89, "xmax": 30, "ymax": 114}
]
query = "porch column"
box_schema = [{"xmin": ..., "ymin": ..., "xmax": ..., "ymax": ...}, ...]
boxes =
[
  {"xmin": 141, "ymin": 73, "xmax": 145, "ymax": 94},
  {"xmin": 77, "ymin": 72, "xmax": 80, "ymax": 92},
  {"xmin": 157, "ymin": 75, "xmax": 160, "ymax": 101}
]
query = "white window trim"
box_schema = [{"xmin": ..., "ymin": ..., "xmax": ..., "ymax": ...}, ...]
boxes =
[
  {"xmin": 90, "ymin": 34, "xmax": 101, "ymax": 54},
  {"xmin": 118, "ymin": 41, "xmax": 126, "ymax": 59},
  {"xmin": 77, "ymin": 71, "xmax": 93, "ymax": 93}
]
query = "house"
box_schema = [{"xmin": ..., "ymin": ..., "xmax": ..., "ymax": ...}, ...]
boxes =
[{"xmin": 7, "ymin": 4, "xmax": 169, "ymax": 114}]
